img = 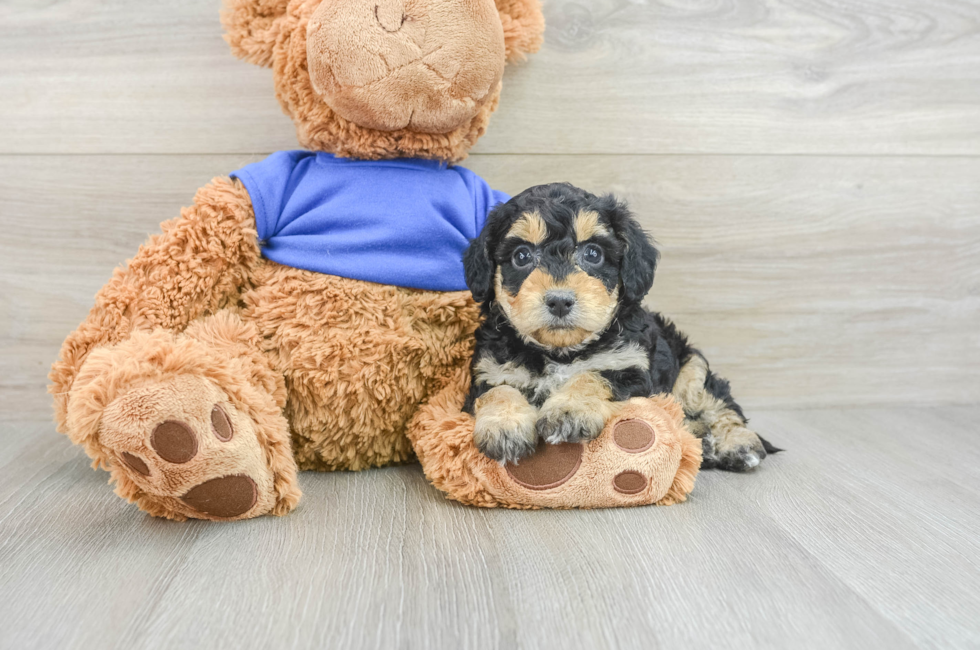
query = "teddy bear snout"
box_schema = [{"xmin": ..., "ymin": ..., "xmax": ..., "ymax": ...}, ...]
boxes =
[
  {"xmin": 305, "ymin": 0, "xmax": 505, "ymax": 135},
  {"xmin": 374, "ymin": 1, "xmax": 408, "ymax": 33}
]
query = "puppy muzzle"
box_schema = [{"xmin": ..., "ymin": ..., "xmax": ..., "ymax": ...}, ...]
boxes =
[{"xmin": 542, "ymin": 289, "xmax": 579, "ymax": 329}]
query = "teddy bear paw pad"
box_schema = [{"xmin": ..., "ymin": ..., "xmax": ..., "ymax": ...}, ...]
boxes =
[
  {"xmin": 612, "ymin": 419, "xmax": 656, "ymax": 453},
  {"xmin": 181, "ymin": 475, "xmax": 258, "ymax": 519},
  {"xmin": 98, "ymin": 375, "xmax": 280, "ymax": 520},
  {"xmin": 613, "ymin": 470, "xmax": 648, "ymax": 494},
  {"xmin": 505, "ymin": 440, "xmax": 584, "ymax": 490},
  {"xmin": 120, "ymin": 452, "xmax": 150, "ymax": 476},
  {"xmin": 483, "ymin": 399, "xmax": 695, "ymax": 509},
  {"xmin": 150, "ymin": 420, "xmax": 199, "ymax": 463}
]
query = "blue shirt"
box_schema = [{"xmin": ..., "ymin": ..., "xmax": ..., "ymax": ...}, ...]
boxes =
[{"xmin": 230, "ymin": 151, "xmax": 508, "ymax": 291}]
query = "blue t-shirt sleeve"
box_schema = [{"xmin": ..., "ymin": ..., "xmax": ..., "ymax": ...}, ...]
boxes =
[
  {"xmin": 491, "ymin": 189, "xmax": 510, "ymax": 208},
  {"xmin": 230, "ymin": 151, "xmax": 310, "ymax": 241},
  {"xmin": 455, "ymin": 166, "xmax": 510, "ymax": 237}
]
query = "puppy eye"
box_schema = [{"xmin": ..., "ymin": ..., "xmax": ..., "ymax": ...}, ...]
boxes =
[
  {"xmin": 512, "ymin": 246, "xmax": 534, "ymax": 269},
  {"xmin": 582, "ymin": 243, "xmax": 604, "ymax": 265}
]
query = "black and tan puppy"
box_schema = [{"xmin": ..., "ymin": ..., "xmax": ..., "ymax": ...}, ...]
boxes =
[{"xmin": 462, "ymin": 182, "xmax": 780, "ymax": 471}]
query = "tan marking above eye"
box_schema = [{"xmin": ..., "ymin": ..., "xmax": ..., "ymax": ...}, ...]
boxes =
[
  {"xmin": 507, "ymin": 212, "xmax": 547, "ymax": 245},
  {"xmin": 574, "ymin": 210, "xmax": 610, "ymax": 242}
]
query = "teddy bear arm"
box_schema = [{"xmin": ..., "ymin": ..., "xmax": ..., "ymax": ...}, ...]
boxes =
[{"xmin": 49, "ymin": 176, "xmax": 263, "ymax": 431}]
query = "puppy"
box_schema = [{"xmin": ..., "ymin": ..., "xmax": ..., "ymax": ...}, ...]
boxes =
[{"xmin": 462, "ymin": 182, "xmax": 779, "ymax": 471}]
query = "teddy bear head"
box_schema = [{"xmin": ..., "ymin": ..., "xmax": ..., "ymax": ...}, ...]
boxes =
[{"xmin": 223, "ymin": 0, "xmax": 544, "ymax": 162}]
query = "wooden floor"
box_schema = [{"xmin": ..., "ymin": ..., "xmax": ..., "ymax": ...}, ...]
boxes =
[
  {"xmin": 2, "ymin": 0, "xmax": 980, "ymax": 648},
  {"xmin": 1, "ymin": 407, "xmax": 979, "ymax": 649}
]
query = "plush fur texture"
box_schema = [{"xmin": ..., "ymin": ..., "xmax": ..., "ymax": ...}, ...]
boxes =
[
  {"xmin": 51, "ymin": 177, "xmax": 483, "ymax": 519},
  {"xmin": 50, "ymin": 0, "xmax": 703, "ymax": 520},
  {"xmin": 462, "ymin": 183, "xmax": 779, "ymax": 471},
  {"xmin": 69, "ymin": 319, "xmax": 300, "ymax": 521},
  {"xmin": 51, "ymin": 177, "xmax": 264, "ymax": 430},
  {"xmin": 410, "ymin": 367, "xmax": 702, "ymax": 509},
  {"xmin": 243, "ymin": 263, "xmax": 482, "ymax": 472},
  {"xmin": 221, "ymin": 0, "xmax": 544, "ymax": 162},
  {"xmin": 305, "ymin": 0, "xmax": 505, "ymax": 134}
]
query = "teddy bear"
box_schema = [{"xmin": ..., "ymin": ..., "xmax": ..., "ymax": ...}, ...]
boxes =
[{"xmin": 49, "ymin": 0, "xmax": 702, "ymax": 521}]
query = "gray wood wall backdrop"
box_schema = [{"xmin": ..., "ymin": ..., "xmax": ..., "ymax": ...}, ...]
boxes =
[{"xmin": 1, "ymin": 0, "xmax": 979, "ymax": 419}]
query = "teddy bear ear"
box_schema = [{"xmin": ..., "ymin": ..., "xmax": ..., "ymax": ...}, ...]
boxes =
[
  {"xmin": 495, "ymin": 0, "xmax": 546, "ymax": 63},
  {"xmin": 221, "ymin": 0, "xmax": 291, "ymax": 67}
]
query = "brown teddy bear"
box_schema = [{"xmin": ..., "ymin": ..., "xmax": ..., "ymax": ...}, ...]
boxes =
[{"xmin": 49, "ymin": 0, "xmax": 701, "ymax": 521}]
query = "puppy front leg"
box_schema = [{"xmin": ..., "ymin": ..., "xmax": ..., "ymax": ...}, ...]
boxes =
[
  {"xmin": 474, "ymin": 385, "xmax": 539, "ymax": 464},
  {"xmin": 536, "ymin": 372, "xmax": 620, "ymax": 445}
]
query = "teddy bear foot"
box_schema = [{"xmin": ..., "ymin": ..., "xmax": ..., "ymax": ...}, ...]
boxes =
[
  {"xmin": 500, "ymin": 399, "xmax": 701, "ymax": 507},
  {"xmin": 98, "ymin": 374, "xmax": 297, "ymax": 521},
  {"xmin": 410, "ymin": 375, "xmax": 703, "ymax": 509}
]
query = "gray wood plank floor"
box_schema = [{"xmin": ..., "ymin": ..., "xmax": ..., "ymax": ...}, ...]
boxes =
[
  {"xmin": 1, "ymin": 408, "xmax": 979, "ymax": 650},
  {"xmin": 2, "ymin": 0, "xmax": 979, "ymax": 648}
]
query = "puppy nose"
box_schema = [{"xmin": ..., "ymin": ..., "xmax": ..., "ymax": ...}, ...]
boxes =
[{"xmin": 545, "ymin": 291, "xmax": 576, "ymax": 318}]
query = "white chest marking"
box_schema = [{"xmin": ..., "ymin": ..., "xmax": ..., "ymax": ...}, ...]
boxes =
[{"xmin": 474, "ymin": 343, "xmax": 649, "ymax": 402}]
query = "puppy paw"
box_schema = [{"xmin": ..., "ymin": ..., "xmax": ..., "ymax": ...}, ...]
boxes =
[
  {"xmin": 713, "ymin": 426, "xmax": 767, "ymax": 472},
  {"xmin": 698, "ymin": 433, "xmax": 719, "ymax": 470},
  {"xmin": 475, "ymin": 421, "xmax": 537, "ymax": 464},
  {"xmin": 473, "ymin": 386, "xmax": 538, "ymax": 464},
  {"xmin": 535, "ymin": 407, "xmax": 605, "ymax": 445}
]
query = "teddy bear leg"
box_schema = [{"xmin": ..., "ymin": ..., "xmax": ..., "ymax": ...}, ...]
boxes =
[
  {"xmin": 64, "ymin": 311, "xmax": 300, "ymax": 521},
  {"xmin": 409, "ymin": 368, "xmax": 702, "ymax": 509}
]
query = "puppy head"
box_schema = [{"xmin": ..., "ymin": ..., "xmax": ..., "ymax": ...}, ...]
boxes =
[{"xmin": 464, "ymin": 183, "xmax": 659, "ymax": 350}]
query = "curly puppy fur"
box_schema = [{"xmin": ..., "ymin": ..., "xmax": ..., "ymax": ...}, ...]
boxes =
[{"xmin": 462, "ymin": 183, "xmax": 781, "ymax": 470}]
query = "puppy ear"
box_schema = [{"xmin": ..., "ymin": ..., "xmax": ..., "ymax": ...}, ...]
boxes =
[
  {"xmin": 495, "ymin": 0, "xmax": 546, "ymax": 63},
  {"xmin": 221, "ymin": 0, "xmax": 290, "ymax": 67},
  {"xmin": 605, "ymin": 197, "xmax": 659, "ymax": 304},
  {"xmin": 464, "ymin": 223, "xmax": 497, "ymax": 304}
]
